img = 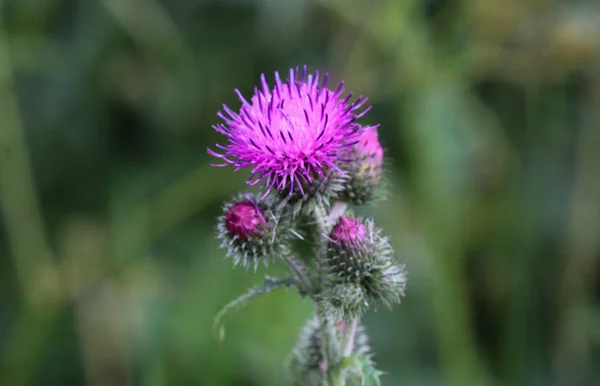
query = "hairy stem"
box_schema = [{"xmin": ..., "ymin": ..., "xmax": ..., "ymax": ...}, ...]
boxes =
[
  {"xmin": 315, "ymin": 201, "xmax": 349, "ymax": 385},
  {"xmin": 342, "ymin": 318, "xmax": 358, "ymax": 357},
  {"xmin": 330, "ymin": 318, "xmax": 359, "ymax": 386},
  {"xmin": 317, "ymin": 314, "xmax": 333, "ymax": 386},
  {"xmin": 283, "ymin": 255, "xmax": 313, "ymax": 294}
]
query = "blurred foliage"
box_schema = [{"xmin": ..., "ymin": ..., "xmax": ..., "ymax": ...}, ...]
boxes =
[{"xmin": 1, "ymin": 0, "xmax": 600, "ymax": 385}]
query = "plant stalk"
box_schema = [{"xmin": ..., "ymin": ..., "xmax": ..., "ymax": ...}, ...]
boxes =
[
  {"xmin": 342, "ymin": 318, "xmax": 358, "ymax": 357},
  {"xmin": 283, "ymin": 255, "xmax": 313, "ymax": 294},
  {"xmin": 316, "ymin": 201, "xmax": 349, "ymax": 385}
]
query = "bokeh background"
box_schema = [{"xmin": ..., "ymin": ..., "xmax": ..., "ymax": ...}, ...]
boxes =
[{"xmin": 1, "ymin": 0, "xmax": 600, "ymax": 385}]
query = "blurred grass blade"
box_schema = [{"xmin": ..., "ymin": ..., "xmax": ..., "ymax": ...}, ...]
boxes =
[{"xmin": 212, "ymin": 276, "xmax": 297, "ymax": 343}]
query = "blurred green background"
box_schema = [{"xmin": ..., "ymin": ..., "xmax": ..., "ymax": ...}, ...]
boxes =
[{"xmin": 1, "ymin": 0, "xmax": 600, "ymax": 385}]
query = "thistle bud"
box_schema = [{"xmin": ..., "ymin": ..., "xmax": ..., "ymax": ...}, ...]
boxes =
[
  {"xmin": 287, "ymin": 317, "xmax": 341, "ymax": 386},
  {"xmin": 216, "ymin": 194, "xmax": 289, "ymax": 270},
  {"xmin": 338, "ymin": 125, "xmax": 385, "ymax": 205},
  {"xmin": 318, "ymin": 282, "xmax": 369, "ymax": 322},
  {"xmin": 225, "ymin": 201, "xmax": 265, "ymax": 237},
  {"xmin": 320, "ymin": 215, "xmax": 406, "ymax": 317}
]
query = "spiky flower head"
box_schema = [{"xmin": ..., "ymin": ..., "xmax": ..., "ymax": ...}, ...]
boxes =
[
  {"xmin": 208, "ymin": 66, "xmax": 372, "ymax": 202},
  {"xmin": 287, "ymin": 317, "xmax": 341, "ymax": 386},
  {"xmin": 216, "ymin": 194, "xmax": 290, "ymax": 270},
  {"xmin": 338, "ymin": 125, "xmax": 385, "ymax": 205},
  {"xmin": 320, "ymin": 215, "xmax": 407, "ymax": 318}
]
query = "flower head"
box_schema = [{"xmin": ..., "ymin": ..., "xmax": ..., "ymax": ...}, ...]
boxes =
[
  {"xmin": 216, "ymin": 194, "xmax": 291, "ymax": 270},
  {"xmin": 208, "ymin": 66, "xmax": 372, "ymax": 198},
  {"xmin": 320, "ymin": 214, "xmax": 407, "ymax": 315},
  {"xmin": 338, "ymin": 125, "xmax": 385, "ymax": 205}
]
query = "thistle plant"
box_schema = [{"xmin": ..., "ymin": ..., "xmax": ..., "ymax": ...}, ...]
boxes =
[{"xmin": 210, "ymin": 66, "xmax": 406, "ymax": 386}]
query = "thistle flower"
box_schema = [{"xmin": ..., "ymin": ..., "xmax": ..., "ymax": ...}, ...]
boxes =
[
  {"xmin": 216, "ymin": 194, "xmax": 290, "ymax": 270},
  {"xmin": 207, "ymin": 66, "xmax": 371, "ymax": 200},
  {"xmin": 320, "ymin": 215, "xmax": 407, "ymax": 317},
  {"xmin": 338, "ymin": 125, "xmax": 385, "ymax": 205}
]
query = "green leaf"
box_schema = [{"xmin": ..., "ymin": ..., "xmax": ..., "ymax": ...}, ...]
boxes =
[
  {"xmin": 212, "ymin": 275, "xmax": 297, "ymax": 342},
  {"xmin": 357, "ymin": 356, "xmax": 383, "ymax": 386},
  {"xmin": 335, "ymin": 356, "xmax": 384, "ymax": 386}
]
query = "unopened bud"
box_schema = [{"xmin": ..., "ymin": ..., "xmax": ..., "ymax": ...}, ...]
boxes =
[
  {"xmin": 225, "ymin": 201, "xmax": 266, "ymax": 238},
  {"xmin": 320, "ymin": 215, "xmax": 406, "ymax": 317},
  {"xmin": 317, "ymin": 282, "xmax": 368, "ymax": 322},
  {"xmin": 216, "ymin": 194, "xmax": 289, "ymax": 270},
  {"xmin": 338, "ymin": 126, "xmax": 384, "ymax": 205},
  {"xmin": 287, "ymin": 317, "xmax": 341, "ymax": 386}
]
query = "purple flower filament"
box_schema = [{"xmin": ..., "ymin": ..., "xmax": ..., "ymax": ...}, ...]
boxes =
[{"xmin": 208, "ymin": 66, "xmax": 371, "ymax": 198}]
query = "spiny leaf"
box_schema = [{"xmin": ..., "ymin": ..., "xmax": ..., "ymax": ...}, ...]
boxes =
[
  {"xmin": 357, "ymin": 356, "xmax": 383, "ymax": 386},
  {"xmin": 212, "ymin": 275, "xmax": 297, "ymax": 342}
]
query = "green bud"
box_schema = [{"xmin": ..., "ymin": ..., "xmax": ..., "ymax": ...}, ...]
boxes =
[
  {"xmin": 317, "ymin": 282, "xmax": 369, "ymax": 322},
  {"xmin": 320, "ymin": 215, "xmax": 407, "ymax": 316},
  {"xmin": 287, "ymin": 317, "xmax": 341, "ymax": 385}
]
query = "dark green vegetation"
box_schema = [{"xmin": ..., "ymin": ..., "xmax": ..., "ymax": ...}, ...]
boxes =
[{"xmin": 1, "ymin": 1, "xmax": 599, "ymax": 385}]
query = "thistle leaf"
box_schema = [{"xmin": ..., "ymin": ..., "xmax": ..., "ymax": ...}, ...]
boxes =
[
  {"xmin": 357, "ymin": 356, "xmax": 383, "ymax": 386},
  {"xmin": 212, "ymin": 275, "xmax": 297, "ymax": 342}
]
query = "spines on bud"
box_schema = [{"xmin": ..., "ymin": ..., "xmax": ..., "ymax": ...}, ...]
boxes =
[
  {"xmin": 287, "ymin": 317, "xmax": 341, "ymax": 386},
  {"xmin": 338, "ymin": 125, "xmax": 385, "ymax": 205},
  {"xmin": 216, "ymin": 193, "xmax": 290, "ymax": 270},
  {"xmin": 317, "ymin": 282, "xmax": 369, "ymax": 321},
  {"xmin": 266, "ymin": 168, "xmax": 346, "ymax": 219},
  {"xmin": 318, "ymin": 214, "xmax": 406, "ymax": 321}
]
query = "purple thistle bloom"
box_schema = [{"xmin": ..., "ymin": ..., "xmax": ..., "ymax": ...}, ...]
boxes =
[
  {"xmin": 208, "ymin": 66, "xmax": 371, "ymax": 197},
  {"xmin": 330, "ymin": 216, "xmax": 367, "ymax": 246},
  {"xmin": 355, "ymin": 125, "xmax": 384, "ymax": 170},
  {"xmin": 338, "ymin": 125, "xmax": 385, "ymax": 205},
  {"xmin": 225, "ymin": 201, "xmax": 266, "ymax": 239}
]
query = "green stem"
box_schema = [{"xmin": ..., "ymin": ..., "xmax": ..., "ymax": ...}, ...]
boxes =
[
  {"xmin": 342, "ymin": 318, "xmax": 358, "ymax": 357},
  {"xmin": 332, "ymin": 371, "xmax": 345, "ymax": 386},
  {"xmin": 329, "ymin": 318, "xmax": 357, "ymax": 386},
  {"xmin": 315, "ymin": 201, "xmax": 349, "ymax": 385},
  {"xmin": 317, "ymin": 314, "xmax": 333, "ymax": 386},
  {"xmin": 283, "ymin": 255, "xmax": 313, "ymax": 295}
]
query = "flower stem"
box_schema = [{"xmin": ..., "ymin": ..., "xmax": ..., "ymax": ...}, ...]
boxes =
[
  {"xmin": 317, "ymin": 314, "xmax": 334, "ymax": 386},
  {"xmin": 317, "ymin": 201, "xmax": 349, "ymax": 386},
  {"xmin": 342, "ymin": 318, "xmax": 358, "ymax": 357},
  {"xmin": 283, "ymin": 255, "xmax": 313, "ymax": 294}
]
